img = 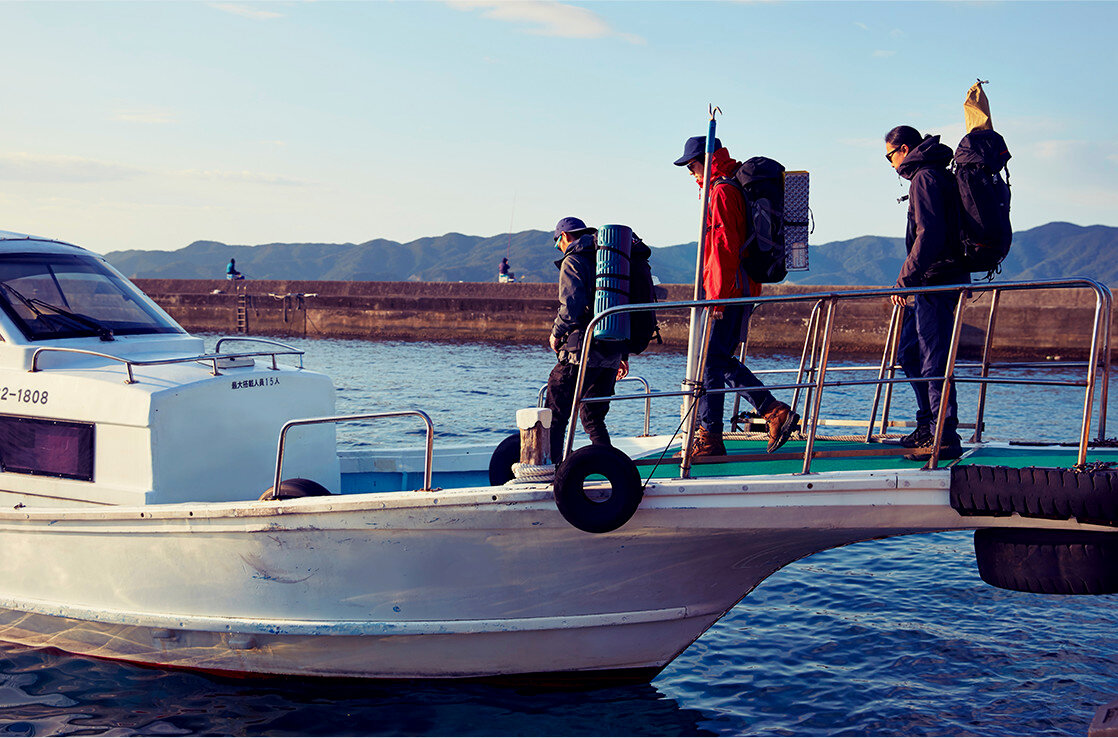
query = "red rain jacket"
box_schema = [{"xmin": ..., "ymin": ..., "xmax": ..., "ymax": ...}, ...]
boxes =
[{"xmin": 701, "ymin": 148, "xmax": 760, "ymax": 300}]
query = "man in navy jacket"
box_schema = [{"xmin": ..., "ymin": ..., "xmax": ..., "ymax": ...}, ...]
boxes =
[
  {"xmin": 547, "ymin": 217, "xmax": 627, "ymax": 463},
  {"xmin": 885, "ymin": 127, "xmax": 971, "ymax": 459}
]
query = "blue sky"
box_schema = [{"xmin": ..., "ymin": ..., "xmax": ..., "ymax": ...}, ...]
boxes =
[{"xmin": 0, "ymin": 1, "xmax": 1114, "ymax": 256}]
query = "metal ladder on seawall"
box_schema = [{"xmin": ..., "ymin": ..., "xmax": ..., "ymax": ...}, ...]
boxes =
[{"xmin": 236, "ymin": 286, "xmax": 248, "ymax": 334}]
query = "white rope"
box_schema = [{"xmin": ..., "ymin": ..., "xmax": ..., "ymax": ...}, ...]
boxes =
[{"xmin": 509, "ymin": 462, "xmax": 556, "ymax": 484}]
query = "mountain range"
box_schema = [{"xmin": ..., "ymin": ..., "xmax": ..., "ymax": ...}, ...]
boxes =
[{"xmin": 104, "ymin": 222, "xmax": 1118, "ymax": 286}]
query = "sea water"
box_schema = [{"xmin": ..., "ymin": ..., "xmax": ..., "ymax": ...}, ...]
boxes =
[{"xmin": 0, "ymin": 337, "xmax": 1116, "ymax": 736}]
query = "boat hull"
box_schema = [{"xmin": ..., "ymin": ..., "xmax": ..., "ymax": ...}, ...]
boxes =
[{"xmin": 0, "ymin": 468, "xmax": 1082, "ymax": 679}]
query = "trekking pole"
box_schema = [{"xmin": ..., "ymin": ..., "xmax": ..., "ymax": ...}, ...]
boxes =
[
  {"xmin": 681, "ymin": 105, "xmax": 721, "ymax": 448},
  {"xmin": 683, "ymin": 104, "xmax": 720, "ymax": 384}
]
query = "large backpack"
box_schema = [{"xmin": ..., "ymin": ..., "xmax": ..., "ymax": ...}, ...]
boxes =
[
  {"xmin": 717, "ymin": 157, "xmax": 789, "ymax": 284},
  {"xmin": 625, "ymin": 235, "xmax": 661, "ymax": 355},
  {"xmin": 954, "ymin": 128, "xmax": 1012, "ymax": 278}
]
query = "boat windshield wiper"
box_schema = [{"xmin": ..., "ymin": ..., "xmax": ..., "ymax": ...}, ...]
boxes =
[{"xmin": 0, "ymin": 283, "xmax": 114, "ymax": 341}]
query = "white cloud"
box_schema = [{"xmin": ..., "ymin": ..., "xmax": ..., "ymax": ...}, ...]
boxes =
[
  {"xmin": 872, "ymin": 49, "xmax": 896, "ymax": 58},
  {"xmin": 178, "ymin": 169, "xmax": 312, "ymax": 187},
  {"xmin": 0, "ymin": 153, "xmax": 144, "ymax": 183},
  {"xmin": 447, "ymin": 1, "xmax": 644, "ymax": 43},
  {"xmin": 209, "ymin": 3, "xmax": 284, "ymax": 20},
  {"xmin": 0, "ymin": 152, "xmax": 310, "ymax": 188},
  {"xmin": 114, "ymin": 109, "xmax": 176, "ymax": 124}
]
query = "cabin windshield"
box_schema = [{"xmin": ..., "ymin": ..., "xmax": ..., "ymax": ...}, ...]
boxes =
[{"xmin": 0, "ymin": 252, "xmax": 182, "ymax": 341}]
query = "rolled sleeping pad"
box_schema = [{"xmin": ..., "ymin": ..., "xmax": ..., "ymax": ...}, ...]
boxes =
[{"xmin": 593, "ymin": 224, "xmax": 632, "ymax": 343}]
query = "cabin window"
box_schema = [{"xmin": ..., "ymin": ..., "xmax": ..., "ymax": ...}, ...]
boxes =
[
  {"xmin": 0, "ymin": 416, "xmax": 94, "ymax": 481},
  {"xmin": 0, "ymin": 253, "xmax": 183, "ymax": 341}
]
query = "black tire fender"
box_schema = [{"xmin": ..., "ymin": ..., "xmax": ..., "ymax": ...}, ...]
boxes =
[
  {"xmin": 488, "ymin": 432, "xmax": 522, "ymax": 486},
  {"xmin": 260, "ymin": 477, "xmax": 333, "ymax": 501},
  {"xmin": 950, "ymin": 465, "xmax": 1118, "ymax": 526},
  {"xmin": 974, "ymin": 527, "xmax": 1118, "ymax": 595},
  {"xmin": 554, "ymin": 445, "xmax": 643, "ymax": 534}
]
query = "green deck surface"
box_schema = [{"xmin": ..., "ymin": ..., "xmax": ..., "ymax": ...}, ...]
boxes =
[{"xmin": 639, "ymin": 437, "xmax": 1118, "ymax": 479}]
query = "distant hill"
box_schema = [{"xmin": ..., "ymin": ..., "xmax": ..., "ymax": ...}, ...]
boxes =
[{"xmin": 104, "ymin": 222, "xmax": 1118, "ymax": 286}]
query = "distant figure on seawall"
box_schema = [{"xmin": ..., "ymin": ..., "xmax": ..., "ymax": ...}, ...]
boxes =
[
  {"xmin": 498, "ymin": 257, "xmax": 515, "ymax": 283},
  {"xmin": 226, "ymin": 258, "xmax": 245, "ymax": 281}
]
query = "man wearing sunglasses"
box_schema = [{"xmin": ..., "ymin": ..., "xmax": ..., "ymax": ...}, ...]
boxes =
[
  {"xmin": 673, "ymin": 136, "xmax": 797, "ymax": 458},
  {"xmin": 546, "ymin": 217, "xmax": 628, "ymax": 463},
  {"xmin": 884, "ymin": 125, "xmax": 970, "ymax": 460}
]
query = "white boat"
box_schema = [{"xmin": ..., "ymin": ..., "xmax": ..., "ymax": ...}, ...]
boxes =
[{"xmin": 0, "ymin": 230, "xmax": 1113, "ymax": 681}]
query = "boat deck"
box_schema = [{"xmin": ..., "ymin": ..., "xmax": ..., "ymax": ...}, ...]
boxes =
[{"xmin": 635, "ymin": 435, "xmax": 1118, "ymax": 479}]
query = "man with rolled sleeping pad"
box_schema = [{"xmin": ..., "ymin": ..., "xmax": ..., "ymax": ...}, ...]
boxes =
[
  {"xmin": 674, "ymin": 135, "xmax": 798, "ymax": 458},
  {"xmin": 547, "ymin": 217, "xmax": 629, "ymax": 464}
]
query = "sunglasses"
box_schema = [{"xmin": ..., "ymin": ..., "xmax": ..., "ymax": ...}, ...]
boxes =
[
  {"xmin": 687, "ymin": 159, "xmax": 704, "ymax": 174},
  {"xmin": 885, "ymin": 147, "xmax": 903, "ymax": 163}
]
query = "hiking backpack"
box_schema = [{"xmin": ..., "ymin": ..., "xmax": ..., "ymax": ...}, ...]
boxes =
[
  {"xmin": 954, "ymin": 128, "xmax": 1012, "ymax": 278},
  {"xmin": 624, "ymin": 235, "xmax": 661, "ymax": 355},
  {"xmin": 717, "ymin": 157, "xmax": 790, "ymax": 284}
]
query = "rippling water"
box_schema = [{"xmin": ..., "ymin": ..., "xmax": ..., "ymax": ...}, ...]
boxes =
[{"xmin": 2, "ymin": 337, "xmax": 1116, "ymax": 736}]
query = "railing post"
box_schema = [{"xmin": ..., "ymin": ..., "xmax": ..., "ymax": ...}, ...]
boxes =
[
  {"xmin": 1078, "ymin": 287, "xmax": 1109, "ymax": 464},
  {"xmin": 790, "ymin": 301, "xmax": 822, "ymax": 430},
  {"xmin": 680, "ymin": 308, "xmax": 715, "ymax": 479},
  {"xmin": 865, "ymin": 302, "xmax": 904, "ymax": 443},
  {"xmin": 928, "ymin": 290, "xmax": 968, "ymax": 469},
  {"xmin": 970, "ymin": 289, "xmax": 1001, "ymax": 443},
  {"xmin": 801, "ymin": 298, "xmax": 837, "ymax": 474}
]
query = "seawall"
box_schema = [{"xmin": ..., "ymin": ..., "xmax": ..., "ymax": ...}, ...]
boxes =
[{"xmin": 133, "ymin": 279, "xmax": 1112, "ymax": 360}]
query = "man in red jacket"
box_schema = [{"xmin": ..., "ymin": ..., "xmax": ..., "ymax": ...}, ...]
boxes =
[{"xmin": 675, "ymin": 136, "xmax": 798, "ymax": 457}]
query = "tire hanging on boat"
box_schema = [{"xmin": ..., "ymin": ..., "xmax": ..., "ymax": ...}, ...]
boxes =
[
  {"xmin": 488, "ymin": 432, "xmax": 522, "ymax": 486},
  {"xmin": 553, "ymin": 445, "xmax": 643, "ymax": 533},
  {"xmin": 973, "ymin": 528, "xmax": 1118, "ymax": 595},
  {"xmin": 950, "ymin": 464, "xmax": 1118, "ymax": 526},
  {"xmin": 259, "ymin": 477, "xmax": 333, "ymax": 501}
]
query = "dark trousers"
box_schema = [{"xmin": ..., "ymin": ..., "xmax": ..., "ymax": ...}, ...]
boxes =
[
  {"xmin": 898, "ymin": 293, "xmax": 959, "ymax": 435},
  {"xmin": 697, "ymin": 304, "xmax": 775, "ymax": 433},
  {"xmin": 547, "ymin": 363, "xmax": 617, "ymax": 463}
]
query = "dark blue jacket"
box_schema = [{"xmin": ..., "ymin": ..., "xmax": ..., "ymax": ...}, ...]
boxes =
[
  {"xmin": 895, "ymin": 136, "xmax": 970, "ymax": 288},
  {"xmin": 552, "ymin": 234, "xmax": 621, "ymax": 368}
]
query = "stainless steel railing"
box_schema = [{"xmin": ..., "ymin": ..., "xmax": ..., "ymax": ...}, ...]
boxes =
[
  {"xmin": 273, "ymin": 410, "xmax": 435, "ymax": 495},
  {"xmin": 28, "ymin": 337, "xmax": 305, "ymax": 383},
  {"xmin": 537, "ymin": 375, "xmax": 654, "ymax": 437},
  {"xmin": 565, "ymin": 278, "xmax": 1112, "ymax": 476}
]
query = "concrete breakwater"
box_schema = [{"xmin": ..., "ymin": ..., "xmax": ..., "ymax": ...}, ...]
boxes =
[{"xmin": 134, "ymin": 279, "xmax": 1112, "ymax": 360}]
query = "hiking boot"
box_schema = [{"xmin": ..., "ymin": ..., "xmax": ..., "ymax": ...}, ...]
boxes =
[
  {"xmin": 763, "ymin": 402, "xmax": 800, "ymax": 453},
  {"xmin": 899, "ymin": 424, "xmax": 933, "ymax": 448},
  {"xmin": 689, "ymin": 426, "xmax": 726, "ymax": 458},
  {"xmin": 904, "ymin": 432, "xmax": 964, "ymax": 462}
]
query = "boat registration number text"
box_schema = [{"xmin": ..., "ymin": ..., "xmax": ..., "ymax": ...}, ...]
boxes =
[{"xmin": 0, "ymin": 387, "xmax": 49, "ymax": 405}]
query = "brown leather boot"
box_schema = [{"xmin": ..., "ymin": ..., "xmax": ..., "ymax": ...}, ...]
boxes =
[
  {"xmin": 763, "ymin": 402, "xmax": 800, "ymax": 453},
  {"xmin": 690, "ymin": 425, "xmax": 726, "ymax": 458}
]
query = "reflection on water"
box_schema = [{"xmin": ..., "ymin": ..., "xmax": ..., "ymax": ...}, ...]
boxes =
[
  {"xmin": 0, "ymin": 643, "xmax": 712, "ymax": 736},
  {"xmin": 0, "ymin": 336, "xmax": 1111, "ymax": 736}
]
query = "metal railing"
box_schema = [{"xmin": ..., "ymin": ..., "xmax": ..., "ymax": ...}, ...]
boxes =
[
  {"xmin": 564, "ymin": 278, "xmax": 1112, "ymax": 476},
  {"xmin": 537, "ymin": 375, "xmax": 654, "ymax": 437},
  {"xmin": 28, "ymin": 337, "xmax": 305, "ymax": 383},
  {"xmin": 274, "ymin": 410, "xmax": 435, "ymax": 494}
]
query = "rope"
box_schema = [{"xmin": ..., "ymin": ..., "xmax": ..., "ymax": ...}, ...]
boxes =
[{"xmin": 509, "ymin": 462, "xmax": 555, "ymax": 484}]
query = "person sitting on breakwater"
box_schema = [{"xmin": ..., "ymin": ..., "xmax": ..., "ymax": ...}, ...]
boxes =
[
  {"xmin": 226, "ymin": 258, "xmax": 245, "ymax": 281},
  {"xmin": 884, "ymin": 125, "xmax": 970, "ymax": 460},
  {"xmin": 546, "ymin": 217, "xmax": 628, "ymax": 464},
  {"xmin": 673, "ymin": 135, "xmax": 797, "ymax": 458},
  {"xmin": 498, "ymin": 257, "xmax": 515, "ymax": 283}
]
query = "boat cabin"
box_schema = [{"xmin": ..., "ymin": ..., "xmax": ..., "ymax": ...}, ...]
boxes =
[{"xmin": 0, "ymin": 232, "xmax": 338, "ymax": 508}]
